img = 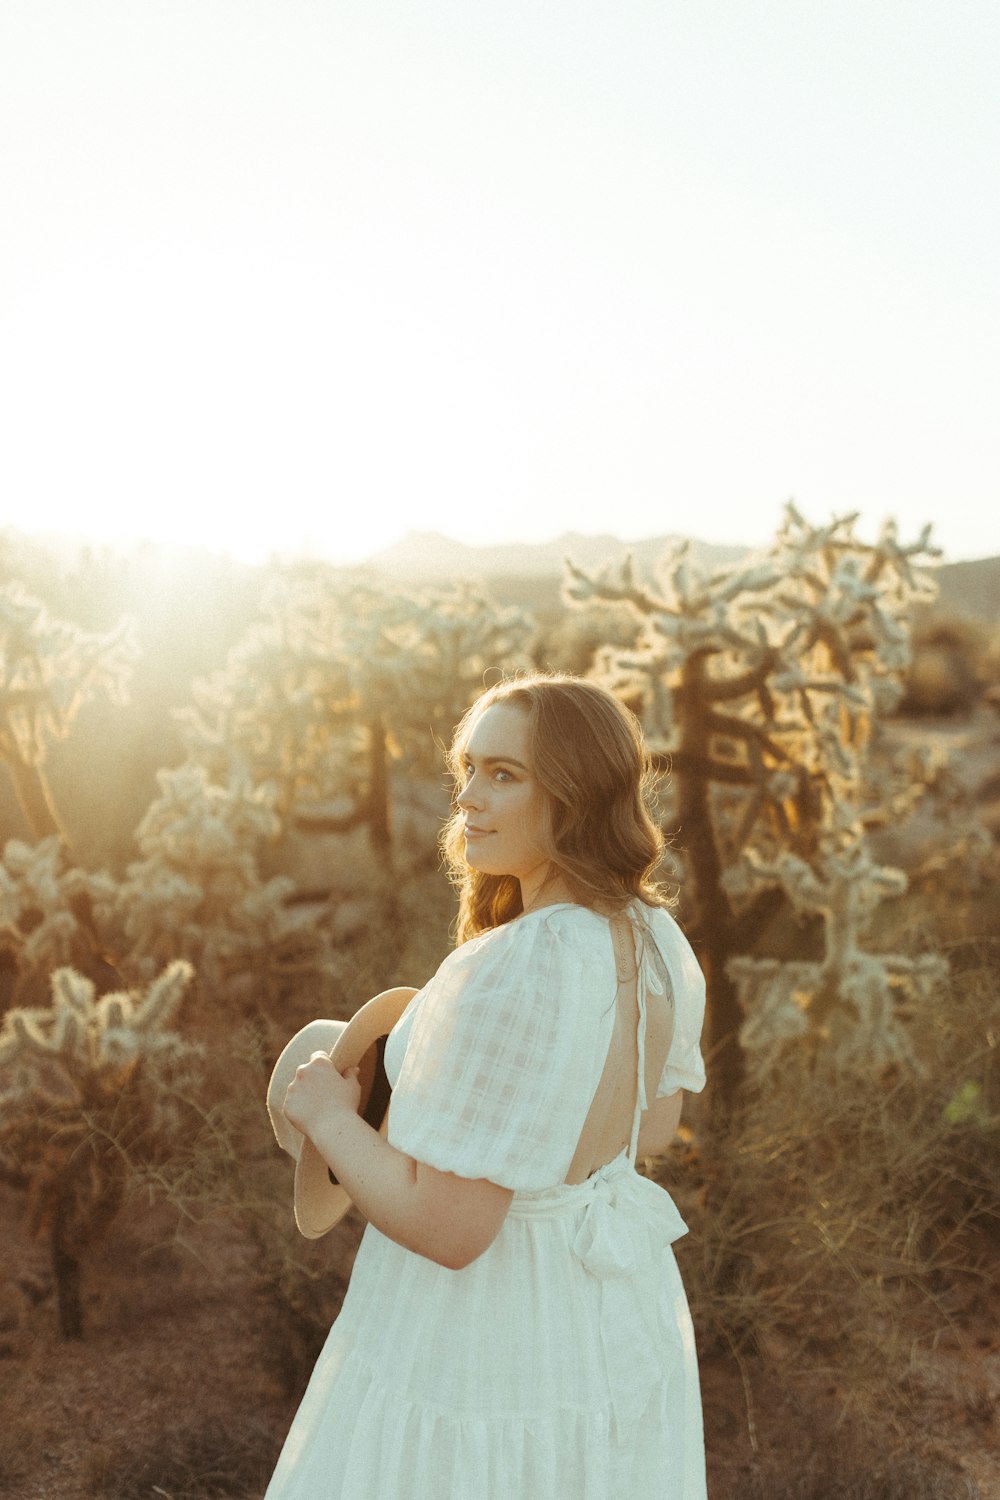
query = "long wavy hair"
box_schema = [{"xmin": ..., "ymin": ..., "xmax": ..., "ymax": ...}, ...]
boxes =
[{"xmin": 441, "ymin": 673, "xmax": 672, "ymax": 942}]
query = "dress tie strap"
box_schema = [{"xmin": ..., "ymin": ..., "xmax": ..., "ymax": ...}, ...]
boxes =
[{"xmin": 629, "ymin": 953, "xmax": 648, "ymax": 1163}]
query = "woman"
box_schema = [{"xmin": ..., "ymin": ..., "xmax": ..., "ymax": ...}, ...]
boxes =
[{"xmin": 268, "ymin": 673, "xmax": 707, "ymax": 1498}]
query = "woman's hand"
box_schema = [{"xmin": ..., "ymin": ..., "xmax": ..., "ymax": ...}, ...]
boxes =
[
  {"xmin": 283, "ymin": 1052, "xmax": 361, "ymax": 1142},
  {"xmin": 283, "ymin": 1053, "xmax": 513, "ymax": 1269}
]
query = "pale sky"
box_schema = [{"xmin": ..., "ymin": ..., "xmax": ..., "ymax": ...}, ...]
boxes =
[{"xmin": 2, "ymin": 1, "xmax": 998, "ymax": 565}]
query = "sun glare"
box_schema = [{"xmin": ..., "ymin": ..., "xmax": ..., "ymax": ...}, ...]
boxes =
[{"xmin": 2, "ymin": 240, "xmax": 511, "ymax": 566}]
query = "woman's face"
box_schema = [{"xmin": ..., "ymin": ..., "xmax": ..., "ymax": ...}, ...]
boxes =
[{"xmin": 456, "ymin": 703, "xmax": 569, "ymax": 909}]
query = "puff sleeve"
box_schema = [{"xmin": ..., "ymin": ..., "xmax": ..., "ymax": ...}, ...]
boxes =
[
  {"xmin": 645, "ymin": 908, "xmax": 708, "ymax": 1097},
  {"xmin": 386, "ymin": 909, "xmax": 616, "ymax": 1191}
]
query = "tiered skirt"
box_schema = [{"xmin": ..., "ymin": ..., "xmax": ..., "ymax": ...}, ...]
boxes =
[{"xmin": 265, "ymin": 1153, "xmax": 706, "ymax": 1499}]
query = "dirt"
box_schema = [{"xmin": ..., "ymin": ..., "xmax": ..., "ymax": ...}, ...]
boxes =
[
  {"xmin": 1, "ymin": 1187, "xmax": 997, "ymax": 1500},
  {"xmin": 0, "ymin": 1196, "xmax": 289, "ymax": 1500}
]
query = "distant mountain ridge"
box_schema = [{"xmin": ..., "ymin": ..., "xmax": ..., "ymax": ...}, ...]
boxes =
[
  {"xmin": 371, "ymin": 530, "xmax": 998, "ymax": 620},
  {"xmin": 929, "ymin": 554, "xmax": 1000, "ymax": 621},
  {"xmin": 4, "ymin": 522, "xmax": 994, "ymax": 620},
  {"xmin": 370, "ymin": 529, "xmax": 749, "ymax": 580}
]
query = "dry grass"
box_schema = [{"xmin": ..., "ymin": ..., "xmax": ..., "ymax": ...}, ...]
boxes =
[
  {"xmin": 723, "ymin": 1426, "xmax": 985, "ymax": 1499},
  {"xmin": 0, "ymin": 1369, "xmax": 47, "ymax": 1491},
  {"xmin": 2, "ymin": 863, "xmax": 997, "ymax": 1497},
  {"xmin": 83, "ymin": 1418, "xmax": 276, "ymax": 1500},
  {"xmin": 660, "ymin": 953, "xmax": 1000, "ymax": 1490},
  {"xmin": 699, "ymin": 1344, "xmax": 991, "ymax": 1495}
]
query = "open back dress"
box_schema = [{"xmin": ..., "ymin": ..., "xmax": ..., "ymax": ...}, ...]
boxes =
[{"xmin": 264, "ymin": 900, "xmax": 707, "ymax": 1499}]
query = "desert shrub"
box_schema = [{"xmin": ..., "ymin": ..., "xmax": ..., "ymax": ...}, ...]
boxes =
[
  {"xmin": 900, "ymin": 612, "xmax": 996, "ymax": 717},
  {"xmin": 665, "ymin": 957, "xmax": 999, "ymax": 1427},
  {"xmin": 119, "ymin": 1010, "xmax": 355, "ymax": 1391}
]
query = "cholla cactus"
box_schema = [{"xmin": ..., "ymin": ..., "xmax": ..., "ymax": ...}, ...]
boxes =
[
  {"xmin": 114, "ymin": 763, "xmax": 318, "ymax": 1002},
  {"xmin": 726, "ymin": 822, "xmax": 947, "ymax": 1072},
  {"xmin": 0, "ymin": 581, "xmax": 138, "ymax": 993},
  {"xmin": 110, "ymin": 569, "xmax": 525, "ymax": 1004},
  {"xmin": 0, "ymin": 837, "xmax": 118, "ymax": 996},
  {"xmin": 179, "ymin": 569, "xmax": 533, "ymax": 874},
  {"xmin": 0, "ymin": 960, "xmax": 197, "ymax": 1337},
  {"xmin": 567, "ymin": 504, "xmax": 942, "ymax": 1101},
  {"xmin": 0, "ymin": 581, "xmax": 138, "ymax": 843}
]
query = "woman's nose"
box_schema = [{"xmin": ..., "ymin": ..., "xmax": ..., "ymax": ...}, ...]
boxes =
[{"xmin": 457, "ymin": 775, "xmax": 481, "ymax": 810}]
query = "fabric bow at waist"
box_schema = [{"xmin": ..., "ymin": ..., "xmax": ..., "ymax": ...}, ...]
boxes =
[
  {"xmin": 570, "ymin": 1165, "xmax": 689, "ymax": 1431},
  {"xmin": 571, "ymin": 1165, "xmax": 688, "ymax": 1278},
  {"xmin": 512, "ymin": 1161, "xmax": 690, "ymax": 1433}
]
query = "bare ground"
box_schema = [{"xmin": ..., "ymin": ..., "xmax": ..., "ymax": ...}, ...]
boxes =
[{"xmin": 1, "ymin": 1190, "xmax": 996, "ymax": 1500}]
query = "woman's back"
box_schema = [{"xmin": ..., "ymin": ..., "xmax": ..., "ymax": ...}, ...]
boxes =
[{"xmin": 563, "ymin": 907, "xmax": 674, "ymax": 1183}]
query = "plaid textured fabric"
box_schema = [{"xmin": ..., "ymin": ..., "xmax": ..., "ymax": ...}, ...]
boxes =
[
  {"xmin": 386, "ymin": 903, "xmax": 706, "ymax": 1191},
  {"xmin": 266, "ymin": 901, "xmax": 709, "ymax": 1499}
]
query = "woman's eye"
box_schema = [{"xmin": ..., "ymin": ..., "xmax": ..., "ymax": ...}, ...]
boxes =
[{"xmin": 459, "ymin": 762, "xmax": 513, "ymax": 784}]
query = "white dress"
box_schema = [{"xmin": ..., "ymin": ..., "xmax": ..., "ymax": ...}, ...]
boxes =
[{"xmin": 265, "ymin": 901, "xmax": 707, "ymax": 1499}]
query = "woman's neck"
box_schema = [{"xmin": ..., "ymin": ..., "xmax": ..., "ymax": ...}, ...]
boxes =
[{"xmin": 519, "ymin": 867, "xmax": 575, "ymax": 915}]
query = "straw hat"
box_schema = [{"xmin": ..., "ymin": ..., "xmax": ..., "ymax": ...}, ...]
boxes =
[{"xmin": 267, "ymin": 986, "xmax": 417, "ymax": 1239}]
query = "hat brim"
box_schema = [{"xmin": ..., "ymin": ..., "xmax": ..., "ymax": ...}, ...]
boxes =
[
  {"xmin": 269, "ymin": 987, "xmax": 418, "ymax": 1240},
  {"xmin": 267, "ymin": 1018, "xmax": 347, "ymax": 1161}
]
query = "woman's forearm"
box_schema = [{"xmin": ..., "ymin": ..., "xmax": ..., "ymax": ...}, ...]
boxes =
[
  {"xmin": 308, "ymin": 1111, "xmax": 427, "ymax": 1255},
  {"xmin": 307, "ymin": 1111, "xmax": 511, "ymax": 1270}
]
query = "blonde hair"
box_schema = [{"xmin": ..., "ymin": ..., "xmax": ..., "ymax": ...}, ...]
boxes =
[{"xmin": 441, "ymin": 673, "xmax": 671, "ymax": 942}]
